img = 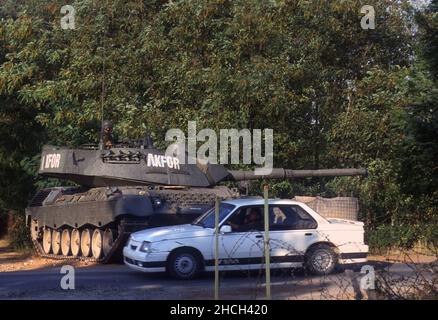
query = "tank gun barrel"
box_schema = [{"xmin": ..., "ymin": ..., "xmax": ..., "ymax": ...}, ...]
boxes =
[{"xmin": 227, "ymin": 168, "xmax": 367, "ymax": 181}]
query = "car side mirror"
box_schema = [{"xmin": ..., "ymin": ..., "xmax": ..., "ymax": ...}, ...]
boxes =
[{"xmin": 220, "ymin": 225, "xmax": 232, "ymax": 233}]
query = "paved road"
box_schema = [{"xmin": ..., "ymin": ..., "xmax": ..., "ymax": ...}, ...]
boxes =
[{"xmin": 0, "ymin": 261, "xmax": 411, "ymax": 300}]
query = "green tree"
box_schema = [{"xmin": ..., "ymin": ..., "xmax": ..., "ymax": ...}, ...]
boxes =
[{"xmin": 0, "ymin": 0, "xmax": 436, "ymax": 250}]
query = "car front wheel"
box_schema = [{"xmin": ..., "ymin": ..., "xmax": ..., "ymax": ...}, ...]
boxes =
[
  {"xmin": 167, "ymin": 249, "xmax": 202, "ymax": 280},
  {"xmin": 305, "ymin": 244, "xmax": 337, "ymax": 276}
]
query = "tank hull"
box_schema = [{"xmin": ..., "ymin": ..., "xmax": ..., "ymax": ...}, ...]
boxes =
[{"xmin": 27, "ymin": 185, "xmax": 238, "ymax": 262}]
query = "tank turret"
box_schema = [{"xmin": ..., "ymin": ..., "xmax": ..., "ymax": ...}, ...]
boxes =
[{"xmin": 38, "ymin": 144, "xmax": 366, "ymax": 188}]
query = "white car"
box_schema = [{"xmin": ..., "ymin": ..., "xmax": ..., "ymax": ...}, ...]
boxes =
[{"xmin": 123, "ymin": 198, "xmax": 368, "ymax": 279}]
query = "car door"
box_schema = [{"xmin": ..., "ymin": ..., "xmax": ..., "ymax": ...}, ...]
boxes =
[
  {"xmin": 268, "ymin": 205, "xmax": 318, "ymax": 264},
  {"xmin": 216, "ymin": 206, "xmax": 265, "ymax": 268}
]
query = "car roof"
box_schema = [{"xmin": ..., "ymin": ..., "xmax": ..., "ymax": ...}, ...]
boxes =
[{"xmin": 222, "ymin": 198, "xmax": 305, "ymax": 207}]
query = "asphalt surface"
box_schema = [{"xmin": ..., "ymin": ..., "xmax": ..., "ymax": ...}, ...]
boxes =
[{"xmin": 1, "ymin": 261, "xmax": 426, "ymax": 300}]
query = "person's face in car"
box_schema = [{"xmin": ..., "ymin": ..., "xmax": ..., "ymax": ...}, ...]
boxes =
[{"xmin": 247, "ymin": 211, "xmax": 260, "ymax": 223}]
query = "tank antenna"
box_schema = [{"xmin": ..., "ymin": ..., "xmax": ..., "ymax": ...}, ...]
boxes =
[
  {"xmin": 99, "ymin": 8, "xmax": 107, "ymax": 150},
  {"xmin": 99, "ymin": 61, "xmax": 106, "ymax": 150}
]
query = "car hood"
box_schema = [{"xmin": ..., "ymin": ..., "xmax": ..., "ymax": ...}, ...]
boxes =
[{"xmin": 130, "ymin": 224, "xmax": 212, "ymax": 242}]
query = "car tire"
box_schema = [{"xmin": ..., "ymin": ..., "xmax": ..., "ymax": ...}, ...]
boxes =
[
  {"xmin": 167, "ymin": 249, "xmax": 202, "ymax": 280},
  {"xmin": 305, "ymin": 244, "xmax": 338, "ymax": 276}
]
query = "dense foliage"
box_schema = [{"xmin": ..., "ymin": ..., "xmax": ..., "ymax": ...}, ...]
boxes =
[{"xmin": 0, "ymin": 0, "xmax": 436, "ymax": 250}]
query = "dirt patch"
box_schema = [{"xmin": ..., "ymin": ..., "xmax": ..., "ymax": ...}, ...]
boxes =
[
  {"xmin": 0, "ymin": 237, "xmax": 95, "ymax": 272},
  {"xmin": 368, "ymin": 250, "xmax": 437, "ymax": 265}
]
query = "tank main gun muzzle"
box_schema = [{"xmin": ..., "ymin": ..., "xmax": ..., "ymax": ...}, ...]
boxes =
[{"xmin": 227, "ymin": 168, "xmax": 367, "ymax": 181}]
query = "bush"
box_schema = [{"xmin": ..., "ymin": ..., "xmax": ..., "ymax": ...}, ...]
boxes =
[
  {"xmin": 367, "ymin": 224, "xmax": 421, "ymax": 254},
  {"xmin": 0, "ymin": 211, "xmax": 8, "ymax": 237},
  {"xmin": 421, "ymin": 223, "xmax": 438, "ymax": 253},
  {"xmin": 9, "ymin": 214, "xmax": 31, "ymax": 250}
]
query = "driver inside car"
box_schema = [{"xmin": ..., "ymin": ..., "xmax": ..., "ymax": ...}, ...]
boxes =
[{"xmin": 228, "ymin": 208, "xmax": 264, "ymax": 232}]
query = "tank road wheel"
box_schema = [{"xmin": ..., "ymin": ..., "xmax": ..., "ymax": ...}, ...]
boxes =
[
  {"xmin": 71, "ymin": 229, "xmax": 81, "ymax": 257},
  {"xmin": 103, "ymin": 229, "xmax": 115, "ymax": 257},
  {"xmin": 80, "ymin": 229, "xmax": 92, "ymax": 257},
  {"xmin": 52, "ymin": 230, "xmax": 62, "ymax": 255},
  {"xmin": 61, "ymin": 229, "xmax": 72, "ymax": 256},
  {"xmin": 92, "ymin": 229, "xmax": 103, "ymax": 259},
  {"xmin": 42, "ymin": 228, "xmax": 52, "ymax": 254}
]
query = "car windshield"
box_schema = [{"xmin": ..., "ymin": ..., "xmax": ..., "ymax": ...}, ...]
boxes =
[{"xmin": 192, "ymin": 203, "xmax": 236, "ymax": 228}]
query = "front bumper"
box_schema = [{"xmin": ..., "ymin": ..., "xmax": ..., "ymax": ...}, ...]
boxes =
[{"xmin": 123, "ymin": 245, "xmax": 168, "ymax": 273}]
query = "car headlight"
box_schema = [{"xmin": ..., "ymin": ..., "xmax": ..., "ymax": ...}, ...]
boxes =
[{"xmin": 139, "ymin": 241, "xmax": 152, "ymax": 253}]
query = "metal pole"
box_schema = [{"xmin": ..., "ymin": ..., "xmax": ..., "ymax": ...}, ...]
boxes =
[
  {"xmin": 214, "ymin": 196, "xmax": 220, "ymax": 300},
  {"xmin": 263, "ymin": 185, "xmax": 271, "ymax": 300}
]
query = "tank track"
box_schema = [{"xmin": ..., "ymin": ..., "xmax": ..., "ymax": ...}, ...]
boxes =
[{"xmin": 31, "ymin": 219, "xmax": 148, "ymax": 263}]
